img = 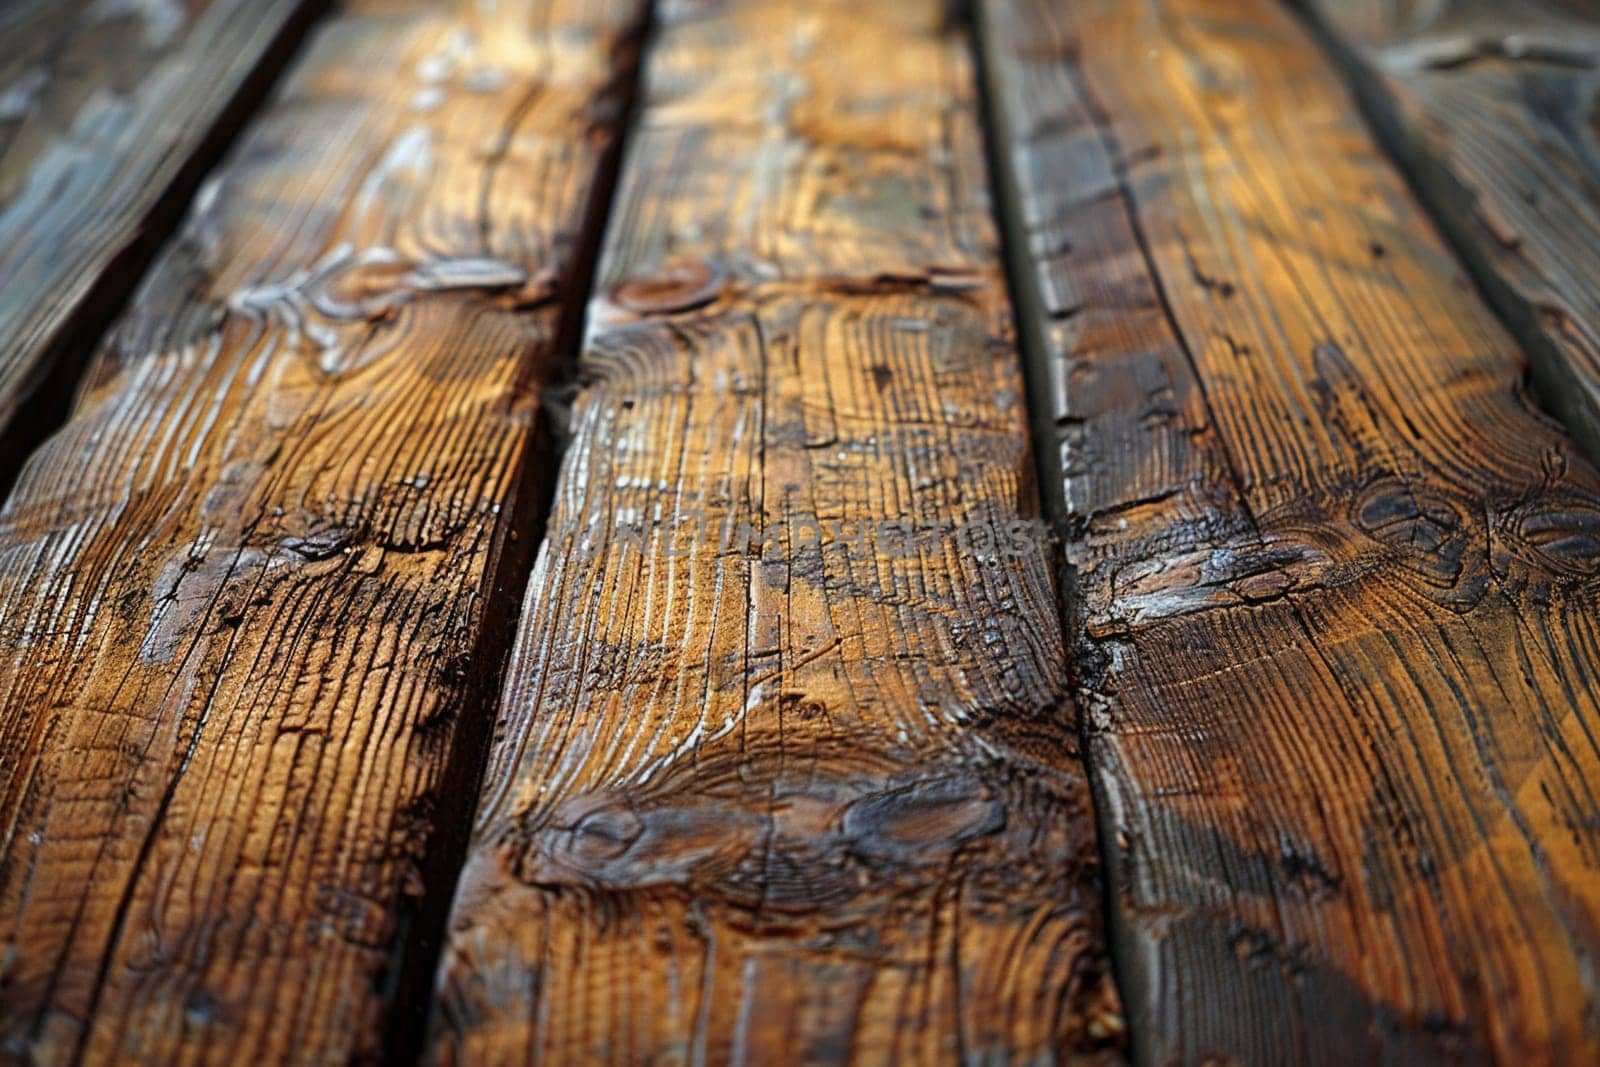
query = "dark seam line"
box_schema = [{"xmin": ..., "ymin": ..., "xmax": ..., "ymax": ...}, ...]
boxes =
[
  {"xmin": 965, "ymin": 1, "xmax": 1144, "ymax": 1063},
  {"xmin": 376, "ymin": 3, "xmax": 660, "ymax": 1062}
]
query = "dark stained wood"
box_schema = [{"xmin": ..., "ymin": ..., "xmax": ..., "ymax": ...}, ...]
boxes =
[
  {"xmin": 981, "ymin": 0, "xmax": 1600, "ymax": 1061},
  {"xmin": 429, "ymin": 0, "xmax": 1124, "ymax": 1061},
  {"xmin": 1299, "ymin": 0, "xmax": 1600, "ymax": 461},
  {"xmin": 0, "ymin": 0, "xmax": 644, "ymax": 1060},
  {"xmin": 0, "ymin": 0, "xmax": 323, "ymax": 485}
]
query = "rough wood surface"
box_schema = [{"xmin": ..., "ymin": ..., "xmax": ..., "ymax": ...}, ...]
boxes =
[
  {"xmin": 982, "ymin": 0, "xmax": 1600, "ymax": 1061},
  {"xmin": 430, "ymin": 0, "xmax": 1123, "ymax": 1061},
  {"xmin": 0, "ymin": 0, "xmax": 643, "ymax": 1060},
  {"xmin": 1299, "ymin": 0, "xmax": 1600, "ymax": 461},
  {"xmin": 0, "ymin": 0, "xmax": 322, "ymax": 485}
]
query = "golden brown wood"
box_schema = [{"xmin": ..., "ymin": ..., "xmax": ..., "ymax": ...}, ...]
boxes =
[
  {"xmin": 1300, "ymin": 0, "xmax": 1600, "ymax": 461},
  {"xmin": 0, "ymin": 0, "xmax": 322, "ymax": 484},
  {"xmin": 429, "ymin": 0, "xmax": 1123, "ymax": 1061},
  {"xmin": 981, "ymin": 0, "xmax": 1600, "ymax": 1061},
  {"xmin": 0, "ymin": 0, "xmax": 643, "ymax": 1060}
]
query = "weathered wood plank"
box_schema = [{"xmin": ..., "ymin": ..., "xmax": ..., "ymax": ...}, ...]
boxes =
[
  {"xmin": 430, "ymin": 0, "xmax": 1124, "ymax": 1061},
  {"xmin": 981, "ymin": 0, "xmax": 1600, "ymax": 1061},
  {"xmin": 1298, "ymin": 0, "xmax": 1600, "ymax": 460},
  {"xmin": 0, "ymin": 0, "xmax": 323, "ymax": 485},
  {"xmin": 0, "ymin": 1, "xmax": 643, "ymax": 1060}
]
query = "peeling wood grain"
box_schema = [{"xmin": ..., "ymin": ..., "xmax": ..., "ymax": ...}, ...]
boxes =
[
  {"xmin": 982, "ymin": 0, "xmax": 1600, "ymax": 1061},
  {"xmin": 1299, "ymin": 0, "xmax": 1600, "ymax": 462},
  {"xmin": 0, "ymin": 0, "xmax": 644, "ymax": 1060},
  {"xmin": 429, "ymin": 0, "xmax": 1124, "ymax": 1061},
  {"xmin": 0, "ymin": 0, "xmax": 324, "ymax": 488}
]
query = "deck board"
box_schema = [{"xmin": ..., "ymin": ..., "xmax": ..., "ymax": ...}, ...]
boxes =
[
  {"xmin": 5, "ymin": 0, "xmax": 1600, "ymax": 1057},
  {"xmin": 1301, "ymin": 0, "xmax": 1600, "ymax": 461},
  {"xmin": 428, "ymin": 0, "xmax": 1122, "ymax": 1061},
  {"xmin": 981, "ymin": 0, "xmax": 1600, "ymax": 1060},
  {"xmin": 0, "ymin": 1, "xmax": 643, "ymax": 1060},
  {"xmin": 0, "ymin": 0, "xmax": 321, "ymax": 484}
]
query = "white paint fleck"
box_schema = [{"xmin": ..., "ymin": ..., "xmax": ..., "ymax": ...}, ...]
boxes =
[
  {"xmin": 91, "ymin": 0, "xmax": 184, "ymax": 47},
  {"xmin": 417, "ymin": 55, "xmax": 453, "ymax": 85},
  {"xmin": 409, "ymin": 87, "xmax": 446, "ymax": 112},
  {"xmin": 464, "ymin": 67, "xmax": 508, "ymax": 93},
  {"xmin": 192, "ymin": 174, "xmax": 225, "ymax": 219},
  {"xmin": 406, "ymin": 256, "xmax": 526, "ymax": 291},
  {"xmin": 356, "ymin": 125, "xmax": 434, "ymax": 215},
  {"xmin": 416, "ymin": 27, "xmax": 476, "ymax": 84},
  {"xmin": 0, "ymin": 67, "xmax": 48, "ymax": 120}
]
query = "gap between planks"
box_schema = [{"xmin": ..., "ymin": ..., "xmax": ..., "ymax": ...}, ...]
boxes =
[
  {"xmin": 965, "ymin": 4, "xmax": 1146, "ymax": 1065},
  {"xmin": 377, "ymin": 4, "xmax": 658, "ymax": 1059}
]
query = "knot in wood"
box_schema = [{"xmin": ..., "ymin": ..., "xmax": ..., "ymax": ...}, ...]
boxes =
[
  {"xmin": 507, "ymin": 768, "xmax": 1016, "ymax": 918},
  {"xmin": 1354, "ymin": 477, "xmax": 1471, "ymax": 588},
  {"xmin": 1510, "ymin": 495, "xmax": 1600, "ymax": 578},
  {"xmin": 609, "ymin": 258, "xmax": 725, "ymax": 315}
]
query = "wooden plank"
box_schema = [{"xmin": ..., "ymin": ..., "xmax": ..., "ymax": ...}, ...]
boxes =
[
  {"xmin": 1298, "ymin": 0, "xmax": 1600, "ymax": 461},
  {"xmin": 429, "ymin": 0, "xmax": 1125, "ymax": 1061},
  {"xmin": 980, "ymin": 0, "xmax": 1600, "ymax": 1061},
  {"xmin": 0, "ymin": 0, "xmax": 323, "ymax": 485},
  {"xmin": 0, "ymin": 1, "xmax": 643, "ymax": 1060}
]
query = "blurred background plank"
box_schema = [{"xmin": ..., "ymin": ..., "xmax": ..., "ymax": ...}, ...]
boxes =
[{"xmin": 1300, "ymin": 0, "xmax": 1600, "ymax": 460}]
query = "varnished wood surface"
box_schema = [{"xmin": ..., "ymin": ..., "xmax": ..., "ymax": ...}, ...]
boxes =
[
  {"xmin": 983, "ymin": 0, "xmax": 1600, "ymax": 1061},
  {"xmin": 0, "ymin": 0, "xmax": 644, "ymax": 1060},
  {"xmin": 0, "ymin": 0, "xmax": 321, "ymax": 485},
  {"xmin": 429, "ymin": 0, "xmax": 1123, "ymax": 1061},
  {"xmin": 1300, "ymin": 0, "xmax": 1600, "ymax": 461}
]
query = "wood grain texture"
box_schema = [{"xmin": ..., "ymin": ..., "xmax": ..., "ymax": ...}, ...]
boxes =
[
  {"xmin": 0, "ymin": 0, "xmax": 643, "ymax": 1060},
  {"xmin": 1298, "ymin": 0, "xmax": 1600, "ymax": 461},
  {"xmin": 982, "ymin": 0, "xmax": 1600, "ymax": 1061},
  {"xmin": 0, "ymin": 0, "xmax": 322, "ymax": 484},
  {"xmin": 430, "ymin": 0, "xmax": 1124, "ymax": 1061}
]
